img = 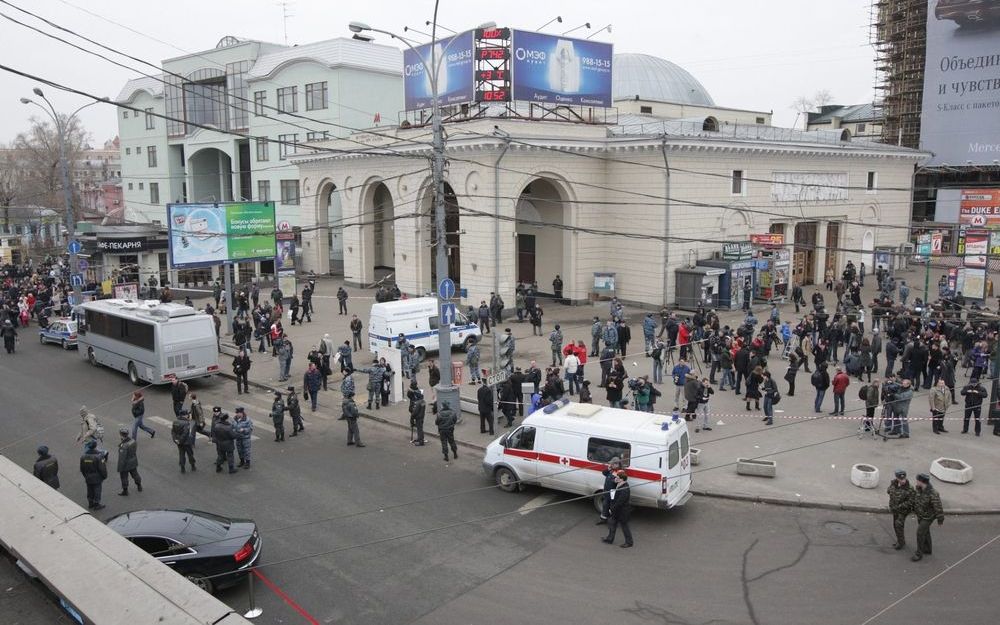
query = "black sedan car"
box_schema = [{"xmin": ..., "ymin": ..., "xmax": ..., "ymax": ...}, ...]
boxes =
[{"xmin": 107, "ymin": 509, "xmax": 261, "ymax": 594}]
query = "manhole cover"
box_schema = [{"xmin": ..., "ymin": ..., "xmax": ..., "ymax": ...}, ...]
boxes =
[{"xmin": 824, "ymin": 521, "xmax": 855, "ymax": 535}]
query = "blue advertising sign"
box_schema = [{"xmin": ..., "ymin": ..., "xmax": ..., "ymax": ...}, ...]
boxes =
[
  {"xmin": 511, "ymin": 30, "xmax": 613, "ymax": 107},
  {"xmin": 403, "ymin": 31, "xmax": 475, "ymax": 110}
]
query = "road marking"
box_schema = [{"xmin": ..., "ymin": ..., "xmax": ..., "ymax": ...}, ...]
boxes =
[
  {"xmin": 148, "ymin": 416, "xmax": 260, "ymax": 441},
  {"xmin": 517, "ymin": 493, "xmax": 558, "ymax": 516}
]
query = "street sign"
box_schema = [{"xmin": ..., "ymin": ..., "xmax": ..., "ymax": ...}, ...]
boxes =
[
  {"xmin": 77, "ymin": 259, "xmax": 89, "ymax": 271},
  {"xmin": 67, "ymin": 240, "xmax": 82, "ymax": 255},
  {"xmin": 440, "ymin": 302, "xmax": 456, "ymax": 325},
  {"xmin": 438, "ymin": 278, "xmax": 455, "ymax": 300},
  {"xmin": 486, "ymin": 370, "xmax": 510, "ymax": 386},
  {"xmin": 70, "ymin": 273, "xmax": 84, "ymax": 287}
]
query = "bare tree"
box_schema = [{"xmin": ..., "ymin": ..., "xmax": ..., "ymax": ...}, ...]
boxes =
[
  {"xmin": 812, "ymin": 89, "xmax": 834, "ymax": 109},
  {"xmin": 790, "ymin": 95, "xmax": 814, "ymax": 129},
  {"xmin": 8, "ymin": 114, "xmax": 90, "ymax": 213}
]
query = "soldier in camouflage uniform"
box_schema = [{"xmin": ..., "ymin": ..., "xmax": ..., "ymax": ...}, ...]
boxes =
[
  {"xmin": 911, "ymin": 473, "xmax": 945, "ymax": 561},
  {"xmin": 886, "ymin": 469, "xmax": 914, "ymax": 550},
  {"xmin": 360, "ymin": 360, "xmax": 386, "ymax": 410}
]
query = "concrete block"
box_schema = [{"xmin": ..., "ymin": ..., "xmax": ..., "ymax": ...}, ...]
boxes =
[
  {"xmin": 930, "ymin": 457, "xmax": 973, "ymax": 484},
  {"xmin": 736, "ymin": 458, "xmax": 776, "ymax": 478},
  {"xmin": 850, "ymin": 463, "xmax": 880, "ymax": 489},
  {"xmin": 689, "ymin": 448, "xmax": 701, "ymax": 466}
]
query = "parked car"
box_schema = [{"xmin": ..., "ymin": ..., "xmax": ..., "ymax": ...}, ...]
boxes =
[
  {"xmin": 106, "ymin": 509, "xmax": 261, "ymax": 594},
  {"xmin": 38, "ymin": 318, "xmax": 79, "ymax": 349}
]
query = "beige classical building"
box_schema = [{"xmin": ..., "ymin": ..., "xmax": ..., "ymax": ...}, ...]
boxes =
[{"xmin": 292, "ymin": 55, "xmax": 925, "ymax": 309}]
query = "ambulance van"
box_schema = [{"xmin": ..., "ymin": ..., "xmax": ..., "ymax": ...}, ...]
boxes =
[
  {"xmin": 482, "ymin": 401, "xmax": 693, "ymax": 510},
  {"xmin": 368, "ymin": 297, "xmax": 481, "ymax": 360}
]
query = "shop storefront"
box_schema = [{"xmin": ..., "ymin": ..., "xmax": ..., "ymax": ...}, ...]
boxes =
[{"xmin": 699, "ymin": 241, "xmax": 756, "ymax": 310}]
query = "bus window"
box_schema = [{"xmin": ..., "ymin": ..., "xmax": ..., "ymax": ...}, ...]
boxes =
[
  {"xmin": 668, "ymin": 441, "xmax": 680, "ymax": 469},
  {"xmin": 507, "ymin": 426, "xmax": 536, "ymax": 451},
  {"xmin": 587, "ymin": 437, "xmax": 631, "ymax": 466}
]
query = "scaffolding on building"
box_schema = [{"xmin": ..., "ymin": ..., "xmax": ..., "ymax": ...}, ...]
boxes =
[{"xmin": 870, "ymin": 0, "xmax": 927, "ymax": 149}]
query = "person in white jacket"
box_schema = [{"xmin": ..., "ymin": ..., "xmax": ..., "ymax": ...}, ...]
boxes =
[{"xmin": 564, "ymin": 352, "xmax": 580, "ymax": 395}]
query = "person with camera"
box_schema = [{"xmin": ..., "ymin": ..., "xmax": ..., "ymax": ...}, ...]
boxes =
[{"xmin": 911, "ymin": 473, "xmax": 944, "ymax": 561}]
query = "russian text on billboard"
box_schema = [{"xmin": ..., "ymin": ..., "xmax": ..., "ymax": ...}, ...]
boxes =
[
  {"xmin": 920, "ymin": 0, "xmax": 1000, "ymax": 166},
  {"xmin": 403, "ymin": 31, "xmax": 475, "ymax": 111},
  {"xmin": 167, "ymin": 202, "xmax": 276, "ymax": 269},
  {"xmin": 511, "ymin": 30, "xmax": 613, "ymax": 107}
]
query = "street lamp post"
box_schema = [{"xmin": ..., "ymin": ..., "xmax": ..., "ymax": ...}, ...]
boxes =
[
  {"xmin": 350, "ymin": 16, "xmax": 494, "ymax": 414},
  {"xmin": 20, "ymin": 90, "xmax": 103, "ymax": 306}
]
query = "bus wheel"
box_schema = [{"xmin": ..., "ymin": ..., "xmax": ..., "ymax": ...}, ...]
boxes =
[
  {"xmin": 495, "ymin": 467, "xmax": 518, "ymax": 493},
  {"xmin": 593, "ymin": 491, "xmax": 605, "ymax": 514},
  {"xmin": 128, "ymin": 363, "xmax": 141, "ymax": 385},
  {"xmin": 415, "ymin": 346, "xmax": 426, "ymax": 362},
  {"xmin": 87, "ymin": 347, "xmax": 97, "ymax": 366}
]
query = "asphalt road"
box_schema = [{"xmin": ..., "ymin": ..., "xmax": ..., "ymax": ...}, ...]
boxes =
[{"xmin": 2, "ymin": 336, "xmax": 999, "ymax": 625}]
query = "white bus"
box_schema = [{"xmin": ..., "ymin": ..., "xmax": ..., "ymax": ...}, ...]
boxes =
[{"xmin": 77, "ymin": 299, "xmax": 219, "ymax": 385}]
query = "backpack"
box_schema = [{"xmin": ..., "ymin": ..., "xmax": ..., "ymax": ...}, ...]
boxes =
[
  {"xmin": 810, "ymin": 370, "xmax": 823, "ymax": 387},
  {"xmin": 770, "ymin": 391, "xmax": 781, "ymax": 405},
  {"xmin": 858, "ymin": 384, "xmax": 869, "ymax": 401}
]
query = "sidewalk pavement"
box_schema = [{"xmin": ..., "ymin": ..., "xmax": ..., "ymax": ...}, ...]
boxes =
[{"xmin": 207, "ymin": 271, "xmax": 1000, "ymax": 514}]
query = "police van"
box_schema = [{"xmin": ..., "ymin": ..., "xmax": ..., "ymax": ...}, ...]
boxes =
[
  {"xmin": 482, "ymin": 401, "xmax": 693, "ymax": 510},
  {"xmin": 368, "ymin": 297, "xmax": 481, "ymax": 360}
]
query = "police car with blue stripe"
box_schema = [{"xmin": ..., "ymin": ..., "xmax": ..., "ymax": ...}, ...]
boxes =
[
  {"xmin": 368, "ymin": 297, "xmax": 481, "ymax": 360},
  {"xmin": 39, "ymin": 318, "xmax": 79, "ymax": 350}
]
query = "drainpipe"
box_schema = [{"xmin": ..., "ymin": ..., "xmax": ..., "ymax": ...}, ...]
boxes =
[
  {"xmin": 493, "ymin": 132, "xmax": 511, "ymax": 373},
  {"xmin": 660, "ymin": 135, "xmax": 671, "ymax": 306}
]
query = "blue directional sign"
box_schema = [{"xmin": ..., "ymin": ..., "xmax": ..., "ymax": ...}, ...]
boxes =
[
  {"xmin": 440, "ymin": 302, "xmax": 456, "ymax": 325},
  {"xmin": 77, "ymin": 259, "xmax": 89, "ymax": 271},
  {"xmin": 438, "ymin": 278, "xmax": 456, "ymax": 300},
  {"xmin": 70, "ymin": 273, "xmax": 84, "ymax": 287},
  {"xmin": 67, "ymin": 240, "xmax": 83, "ymax": 255}
]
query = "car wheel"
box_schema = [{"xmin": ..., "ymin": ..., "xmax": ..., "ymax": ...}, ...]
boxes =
[
  {"xmin": 128, "ymin": 363, "xmax": 141, "ymax": 385},
  {"xmin": 39, "ymin": 334, "xmax": 46, "ymax": 345},
  {"xmin": 415, "ymin": 346, "xmax": 426, "ymax": 362},
  {"xmin": 87, "ymin": 347, "xmax": 97, "ymax": 366},
  {"xmin": 495, "ymin": 467, "xmax": 519, "ymax": 493},
  {"xmin": 593, "ymin": 491, "xmax": 605, "ymax": 514},
  {"xmin": 62, "ymin": 340, "xmax": 70, "ymax": 350},
  {"xmin": 185, "ymin": 572, "xmax": 214, "ymax": 594}
]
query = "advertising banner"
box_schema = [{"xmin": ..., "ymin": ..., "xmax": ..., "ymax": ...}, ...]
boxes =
[
  {"xmin": 962, "ymin": 267, "xmax": 987, "ymax": 299},
  {"xmin": 920, "ymin": 0, "xmax": 1000, "ymax": 166},
  {"xmin": 167, "ymin": 202, "xmax": 276, "ymax": 269},
  {"xmin": 750, "ymin": 233, "xmax": 784, "ymax": 248},
  {"xmin": 511, "ymin": 30, "xmax": 613, "ymax": 107},
  {"xmin": 403, "ymin": 31, "xmax": 474, "ymax": 110},
  {"xmin": 113, "ymin": 283, "xmax": 139, "ymax": 301},
  {"xmin": 964, "ymin": 229, "xmax": 989, "ymax": 267},
  {"xmin": 958, "ymin": 189, "xmax": 1000, "ymax": 226}
]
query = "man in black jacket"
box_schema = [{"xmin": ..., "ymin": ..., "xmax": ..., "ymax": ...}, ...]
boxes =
[
  {"xmin": 79, "ymin": 440, "xmax": 108, "ymax": 509},
  {"xmin": 960, "ymin": 377, "xmax": 987, "ymax": 436},
  {"xmin": 600, "ymin": 471, "xmax": 633, "ymax": 548},
  {"xmin": 232, "ymin": 349, "xmax": 251, "ymax": 394},
  {"xmin": 171, "ymin": 411, "xmax": 197, "ymax": 473},
  {"xmin": 212, "ymin": 413, "xmax": 238, "ymax": 473},
  {"xmin": 509, "ymin": 368, "xmax": 526, "ymax": 416},
  {"xmin": 116, "ymin": 428, "xmax": 142, "ymax": 496},
  {"xmin": 409, "ymin": 389, "xmax": 426, "ymax": 445},
  {"xmin": 33, "ymin": 445, "xmax": 59, "ymax": 489},
  {"xmin": 436, "ymin": 401, "xmax": 458, "ymax": 461},
  {"xmin": 477, "ymin": 380, "xmax": 495, "ymax": 435},
  {"xmin": 595, "ymin": 457, "xmax": 622, "ymax": 525}
]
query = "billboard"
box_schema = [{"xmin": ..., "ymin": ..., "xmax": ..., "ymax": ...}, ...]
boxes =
[
  {"xmin": 403, "ymin": 31, "xmax": 475, "ymax": 110},
  {"xmin": 920, "ymin": 0, "xmax": 1000, "ymax": 165},
  {"xmin": 511, "ymin": 30, "xmax": 613, "ymax": 107},
  {"xmin": 958, "ymin": 188, "xmax": 1000, "ymax": 226},
  {"xmin": 167, "ymin": 202, "xmax": 276, "ymax": 269}
]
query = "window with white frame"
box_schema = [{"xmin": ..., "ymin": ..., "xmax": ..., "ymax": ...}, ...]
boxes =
[
  {"xmin": 866, "ymin": 171, "xmax": 877, "ymax": 193},
  {"xmin": 258, "ymin": 180, "xmax": 271, "ymax": 202},
  {"xmin": 145, "ymin": 108, "xmax": 155, "ymax": 130},
  {"xmin": 277, "ymin": 86, "xmax": 297, "ymax": 113},
  {"xmin": 150, "ymin": 182, "xmax": 160, "ymax": 205},
  {"xmin": 731, "ymin": 170, "xmax": 746, "ymax": 196},
  {"xmin": 278, "ymin": 134, "xmax": 298, "ymax": 160},
  {"xmin": 280, "ymin": 179, "xmax": 299, "ymax": 205},
  {"xmin": 256, "ymin": 138, "xmax": 269, "ymax": 162},
  {"xmin": 253, "ymin": 90, "xmax": 267, "ymax": 116},
  {"xmin": 147, "ymin": 146, "xmax": 157, "ymax": 168},
  {"xmin": 306, "ymin": 131, "xmax": 329, "ymax": 142},
  {"xmin": 305, "ymin": 82, "xmax": 328, "ymax": 111}
]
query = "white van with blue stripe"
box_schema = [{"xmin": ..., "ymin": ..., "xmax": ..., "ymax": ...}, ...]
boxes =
[{"xmin": 368, "ymin": 297, "xmax": 481, "ymax": 360}]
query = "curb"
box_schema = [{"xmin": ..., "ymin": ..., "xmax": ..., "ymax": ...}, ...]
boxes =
[{"xmin": 218, "ymin": 373, "xmax": 1000, "ymax": 515}]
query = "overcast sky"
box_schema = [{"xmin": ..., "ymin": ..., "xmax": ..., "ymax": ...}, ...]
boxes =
[{"xmin": 0, "ymin": 0, "xmax": 877, "ymax": 145}]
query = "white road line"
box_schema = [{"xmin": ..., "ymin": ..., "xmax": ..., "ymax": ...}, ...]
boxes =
[
  {"xmin": 148, "ymin": 416, "xmax": 261, "ymax": 441},
  {"xmin": 517, "ymin": 493, "xmax": 558, "ymax": 516}
]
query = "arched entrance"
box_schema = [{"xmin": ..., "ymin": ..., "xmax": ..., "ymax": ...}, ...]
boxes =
[
  {"xmin": 317, "ymin": 181, "xmax": 343, "ymax": 274},
  {"xmin": 515, "ymin": 178, "xmax": 566, "ymax": 292},
  {"xmin": 188, "ymin": 148, "xmax": 233, "ymax": 202},
  {"xmin": 861, "ymin": 230, "xmax": 875, "ymax": 270},
  {"xmin": 360, "ymin": 181, "xmax": 395, "ymax": 281},
  {"xmin": 429, "ymin": 182, "xmax": 461, "ymax": 286}
]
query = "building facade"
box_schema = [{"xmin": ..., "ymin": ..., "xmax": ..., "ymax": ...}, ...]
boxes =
[{"xmin": 807, "ymin": 104, "xmax": 883, "ymax": 142}]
